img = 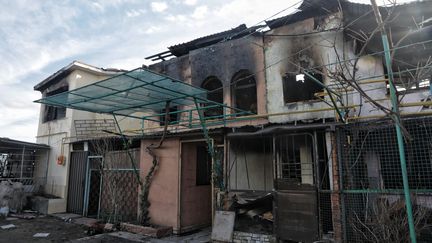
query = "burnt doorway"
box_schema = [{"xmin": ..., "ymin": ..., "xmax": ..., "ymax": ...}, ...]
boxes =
[
  {"xmin": 180, "ymin": 141, "xmax": 212, "ymax": 233},
  {"xmin": 83, "ymin": 156, "xmax": 103, "ymax": 217},
  {"xmin": 67, "ymin": 151, "xmax": 88, "ymax": 214},
  {"xmin": 274, "ymin": 133, "xmax": 319, "ymax": 242}
]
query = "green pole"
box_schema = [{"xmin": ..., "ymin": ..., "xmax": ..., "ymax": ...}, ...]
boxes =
[
  {"xmin": 382, "ymin": 34, "xmax": 417, "ymax": 243},
  {"xmin": 370, "ymin": 1, "xmax": 416, "ymax": 241},
  {"xmin": 113, "ymin": 114, "xmax": 143, "ymax": 186}
]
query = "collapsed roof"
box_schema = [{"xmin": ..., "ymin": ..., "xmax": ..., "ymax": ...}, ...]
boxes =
[{"xmin": 146, "ymin": 0, "xmax": 432, "ymax": 66}]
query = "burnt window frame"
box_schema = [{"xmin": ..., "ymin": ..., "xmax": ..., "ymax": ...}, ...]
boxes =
[
  {"xmin": 43, "ymin": 86, "xmax": 68, "ymax": 123},
  {"xmin": 196, "ymin": 144, "xmax": 211, "ymax": 186},
  {"xmin": 231, "ymin": 70, "xmax": 257, "ymax": 114},
  {"xmin": 282, "ymin": 70, "xmax": 324, "ymax": 104},
  {"xmin": 201, "ymin": 76, "xmax": 224, "ymax": 118},
  {"xmin": 159, "ymin": 106, "xmax": 179, "ymax": 126}
]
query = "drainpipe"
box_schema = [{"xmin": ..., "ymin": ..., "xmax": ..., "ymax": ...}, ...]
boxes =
[{"xmin": 370, "ymin": 1, "xmax": 416, "ymax": 242}]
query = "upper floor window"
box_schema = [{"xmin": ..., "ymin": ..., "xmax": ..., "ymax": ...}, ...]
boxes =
[
  {"xmin": 231, "ymin": 70, "xmax": 257, "ymax": 114},
  {"xmin": 201, "ymin": 76, "xmax": 223, "ymax": 117},
  {"xmin": 159, "ymin": 106, "xmax": 179, "ymax": 126},
  {"xmin": 282, "ymin": 71, "xmax": 323, "ymax": 103},
  {"xmin": 43, "ymin": 86, "xmax": 68, "ymax": 123}
]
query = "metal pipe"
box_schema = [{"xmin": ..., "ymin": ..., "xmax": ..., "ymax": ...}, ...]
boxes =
[
  {"xmin": 348, "ymin": 110, "xmax": 432, "ymax": 121},
  {"xmin": 112, "ymin": 115, "xmax": 142, "ymax": 185},
  {"xmin": 370, "ymin": 1, "xmax": 416, "ymax": 242},
  {"xmin": 227, "ymin": 123, "xmax": 337, "ymax": 138}
]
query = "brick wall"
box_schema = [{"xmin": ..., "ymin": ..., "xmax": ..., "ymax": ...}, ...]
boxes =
[
  {"xmin": 330, "ymin": 132, "xmax": 342, "ymax": 243},
  {"xmin": 232, "ymin": 231, "xmax": 274, "ymax": 243}
]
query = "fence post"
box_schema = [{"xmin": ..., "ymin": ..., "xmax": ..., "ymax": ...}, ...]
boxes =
[{"xmin": 370, "ymin": 1, "xmax": 416, "ymax": 242}]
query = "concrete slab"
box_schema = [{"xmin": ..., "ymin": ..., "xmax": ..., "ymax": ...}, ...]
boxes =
[
  {"xmin": 31, "ymin": 196, "xmax": 66, "ymax": 214},
  {"xmin": 151, "ymin": 228, "xmax": 211, "ymax": 243},
  {"xmin": 121, "ymin": 223, "xmax": 172, "ymax": 238},
  {"xmin": 69, "ymin": 231, "xmax": 149, "ymax": 242},
  {"xmin": 109, "ymin": 231, "xmax": 150, "ymax": 242},
  {"xmin": 72, "ymin": 217, "xmax": 100, "ymax": 228},
  {"xmin": 51, "ymin": 213, "xmax": 82, "ymax": 221},
  {"xmin": 211, "ymin": 211, "xmax": 235, "ymax": 242}
]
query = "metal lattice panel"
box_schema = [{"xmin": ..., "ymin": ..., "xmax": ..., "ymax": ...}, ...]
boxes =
[{"xmin": 337, "ymin": 117, "xmax": 432, "ymax": 242}]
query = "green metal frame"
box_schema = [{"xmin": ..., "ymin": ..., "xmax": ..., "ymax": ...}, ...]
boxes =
[
  {"xmin": 35, "ymin": 67, "xmax": 250, "ymax": 192},
  {"xmin": 35, "ymin": 67, "xmax": 253, "ymax": 128}
]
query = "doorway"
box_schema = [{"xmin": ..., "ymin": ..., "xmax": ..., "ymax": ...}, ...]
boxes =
[
  {"xmin": 67, "ymin": 151, "xmax": 88, "ymax": 214},
  {"xmin": 274, "ymin": 133, "xmax": 319, "ymax": 242},
  {"xmin": 83, "ymin": 156, "xmax": 102, "ymax": 217},
  {"xmin": 179, "ymin": 141, "xmax": 212, "ymax": 233}
]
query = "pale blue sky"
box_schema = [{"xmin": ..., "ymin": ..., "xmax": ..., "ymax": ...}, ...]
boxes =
[{"xmin": 0, "ymin": 0, "xmax": 413, "ymax": 142}]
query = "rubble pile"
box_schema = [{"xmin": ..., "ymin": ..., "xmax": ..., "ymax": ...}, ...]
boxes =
[{"xmin": 0, "ymin": 180, "xmax": 25, "ymax": 217}]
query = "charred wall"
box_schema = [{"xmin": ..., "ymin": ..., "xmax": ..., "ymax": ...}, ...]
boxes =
[{"xmin": 149, "ymin": 35, "xmax": 267, "ymax": 124}]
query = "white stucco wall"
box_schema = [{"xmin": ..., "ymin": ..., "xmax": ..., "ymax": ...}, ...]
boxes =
[
  {"xmin": 35, "ymin": 69, "xmax": 141, "ymax": 200},
  {"xmin": 264, "ymin": 13, "xmax": 389, "ymax": 123}
]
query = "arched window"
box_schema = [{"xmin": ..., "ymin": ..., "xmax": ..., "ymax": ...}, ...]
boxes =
[
  {"xmin": 201, "ymin": 76, "xmax": 223, "ymax": 117},
  {"xmin": 231, "ymin": 70, "xmax": 257, "ymax": 114}
]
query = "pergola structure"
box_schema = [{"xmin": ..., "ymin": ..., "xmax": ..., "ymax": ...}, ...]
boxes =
[{"xmin": 35, "ymin": 67, "xmax": 252, "ymax": 178}]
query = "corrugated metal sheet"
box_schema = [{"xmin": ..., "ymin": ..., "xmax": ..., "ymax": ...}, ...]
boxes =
[{"xmin": 67, "ymin": 151, "xmax": 88, "ymax": 214}]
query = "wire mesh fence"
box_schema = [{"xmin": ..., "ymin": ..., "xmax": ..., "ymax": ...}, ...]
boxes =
[
  {"xmin": 337, "ymin": 116, "xmax": 432, "ymax": 242},
  {"xmin": 97, "ymin": 149, "xmax": 140, "ymax": 224}
]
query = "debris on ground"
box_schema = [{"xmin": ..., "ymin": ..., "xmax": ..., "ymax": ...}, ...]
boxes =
[
  {"xmin": 0, "ymin": 215, "xmax": 88, "ymax": 242},
  {"xmin": 229, "ymin": 191, "xmax": 273, "ymax": 234},
  {"xmin": 0, "ymin": 181, "xmax": 25, "ymax": 215},
  {"xmin": 33, "ymin": 232, "xmax": 50, "ymax": 237},
  {"xmin": 0, "ymin": 224, "xmax": 16, "ymax": 229},
  {"xmin": 120, "ymin": 223, "xmax": 172, "ymax": 238},
  {"xmin": 9, "ymin": 212, "xmax": 37, "ymax": 219},
  {"xmin": 104, "ymin": 223, "xmax": 116, "ymax": 232},
  {"xmin": 0, "ymin": 206, "xmax": 9, "ymax": 217}
]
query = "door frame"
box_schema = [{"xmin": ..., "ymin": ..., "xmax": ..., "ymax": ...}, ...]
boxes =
[
  {"xmin": 178, "ymin": 139, "xmax": 215, "ymax": 233},
  {"xmin": 83, "ymin": 155, "xmax": 103, "ymax": 217},
  {"xmin": 273, "ymin": 132, "xmax": 321, "ymax": 242}
]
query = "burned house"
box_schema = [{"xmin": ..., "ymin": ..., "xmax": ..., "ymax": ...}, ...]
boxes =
[{"xmin": 32, "ymin": 0, "xmax": 432, "ymax": 242}]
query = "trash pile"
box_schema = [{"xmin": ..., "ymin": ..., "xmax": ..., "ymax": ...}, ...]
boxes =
[
  {"xmin": 0, "ymin": 180, "xmax": 26, "ymax": 217},
  {"xmin": 228, "ymin": 191, "xmax": 273, "ymax": 234}
]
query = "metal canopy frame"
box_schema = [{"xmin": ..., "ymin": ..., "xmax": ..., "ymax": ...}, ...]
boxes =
[
  {"xmin": 35, "ymin": 67, "xmax": 252, "ymax": 190},
  {"xmin": 35, "ymin": 67, "xmax": 252, "ymax": 128}
]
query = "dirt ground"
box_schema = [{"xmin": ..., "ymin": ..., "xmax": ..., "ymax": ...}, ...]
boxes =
[
  {"xmin": 0, "ymin": 215, "xmax": 211, "ymax": 243},
  {"xmin": 0, "ymin": 215, "xmax": 89, "ymax": 243}
]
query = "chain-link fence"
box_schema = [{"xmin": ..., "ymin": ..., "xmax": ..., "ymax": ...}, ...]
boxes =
[
  {"xmin": 98, "ymin": 149, "xmax": 140, "ymax": 224},
  {"xmin": 337, "ymin": 116, "xmax": 432, "ymax": 242}
]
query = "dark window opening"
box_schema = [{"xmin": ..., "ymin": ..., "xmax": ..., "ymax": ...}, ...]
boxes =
[
  {"xmin": 196, "ymin": 145, "xmax": 211, "ymax": 186},
  {"xmin": 159, "ymin": 106, "xmax": 179, "ymax": 126},
  {"xmin": 43, "ymin": 86, "xmax": 68, "ymax": 123},
  {"xmin": 275, "ymin": 134, "xmax": 314, "ymax": 185},
  {"xmin": 72, "ymin": 142, "xmax": 85, "ymax": 151},
  {"xmin": 282, "ymin": 71, "xmax": 323, "ymax": 103},
  {"xmin": 201, "ymin": 77, "xmax": 223, "ymax": 117},
  {"xmin": 232, "ymin": 70, "xmax": 257, "ymax": 114}
]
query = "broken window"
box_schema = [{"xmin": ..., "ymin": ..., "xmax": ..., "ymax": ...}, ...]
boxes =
[
  {"xmin": 196, "ymin": 144, "xmax": 211, "ymax": 186},
  {"xmin": 231, "ymin": 70, "xmax": 257, "ymax": 114},
  {"xmin": 282, "ymin": 71, "xmax": 323, "ymax": 103},
  {"xmin": 43, "ymin": 86, "xmax": 68, "ymax": 123},
  {"xmin": 275, "ymin": 134, "xmax": 314, "ymax": 185},
  {"xmin": 201, "ymin": 76, "xmax": 223, "ymax": 117},
  {"xmin": 228, "ymin": 138, "xmax": 273, "ymax": 191},
  {"xmin": 159, "ymin": 106, "xmax": 179, "ymax": 126}
]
